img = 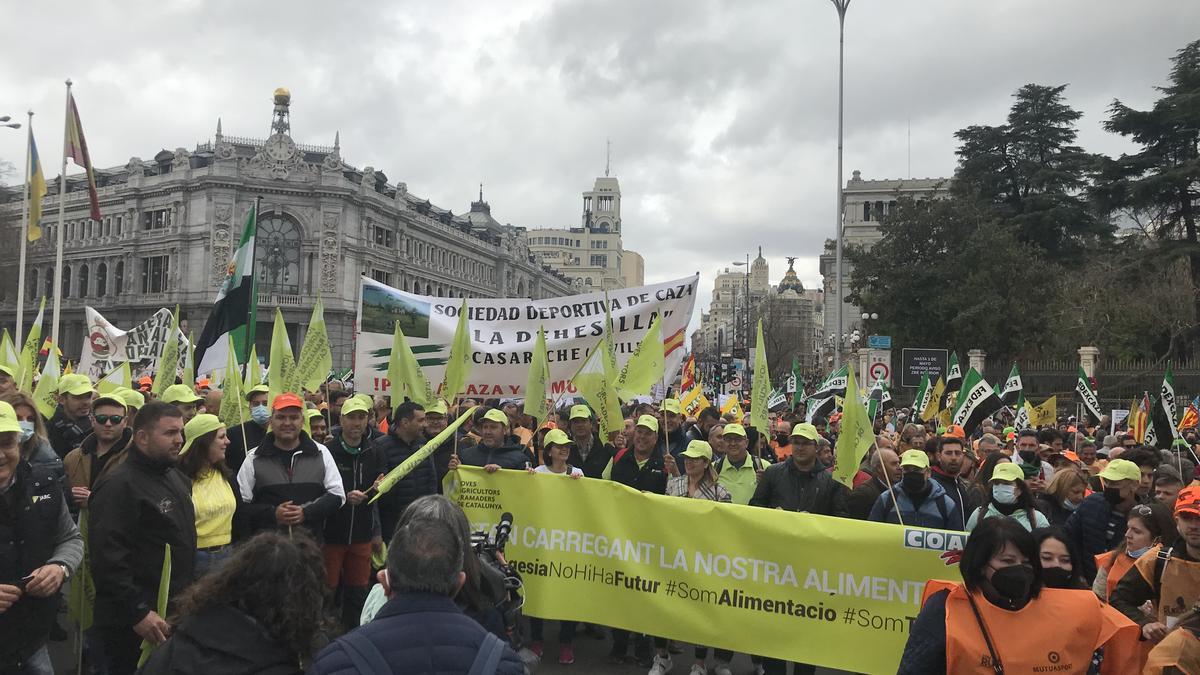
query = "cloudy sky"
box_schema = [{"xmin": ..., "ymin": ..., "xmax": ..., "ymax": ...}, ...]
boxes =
[{"xmin": 2, "ymin": 0, "xmax": 1197, "ymax": 329}]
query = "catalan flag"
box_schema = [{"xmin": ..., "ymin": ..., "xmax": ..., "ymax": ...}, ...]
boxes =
[
  {"xmin": 1178, "ymin": 396, "xmax": 1199, "ymax": 431},
  {"xmin": 1131, "ymin": 392, "xmax": 1151, "ymax": 444},
  {"xmin": 65, "ymin": 91, "xmax": 101, "ymax": 221},
  {"xmin": 27, "ymin": 129, "xmax": 46, "ymax": 241}
]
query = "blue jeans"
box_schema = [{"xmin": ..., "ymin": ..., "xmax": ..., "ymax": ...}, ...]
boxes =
[{"xmin": 194, "ymin": 545, "xmax": 232, "ymax": 578}]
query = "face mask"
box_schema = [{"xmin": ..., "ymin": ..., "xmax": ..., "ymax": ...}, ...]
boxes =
[
  {"xmin": 250, "ymin": 405, "xmax": 270, "ymax": 426},
  {"xmin": 1103, "ymin": 487, "xmax": 1124, "ymax": 506},
  {"xmin": 1126, "ymin": 545, "xmax": 1152, "ymax": 559},
  {"xmin": 901, "ymin": 472, "xmax": 926, "ymax": 494},
  {"xmin": 992, "ymin": 484, "xmax": 1017, "ymax": 505},
  {"xmin": 1062, "ymin": 498, "xmax": 1081, "ymax": 512},
  {"xmin": 1018, "ymin": 449, "xmax": 1037, "ymax": 464},
  {"xmin": 1041, "ymin": 567, "xmax": 1073, "ymax": 589},
  {"xmin": 989, "ymin": 563, "xmax": 1034, "ymax": 602},
  {"xmin": 18, "ymin": 420, "xmax": 34, "ymax": 443}
]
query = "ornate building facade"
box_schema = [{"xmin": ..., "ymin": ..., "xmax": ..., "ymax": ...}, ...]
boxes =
[{"xmin": 0, "ymin": 89, "xmax": 577, "ymax": 367}]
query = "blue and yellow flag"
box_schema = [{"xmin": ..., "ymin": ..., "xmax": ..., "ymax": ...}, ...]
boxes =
[{"xmin": 27, "ymin": 131, "xmax": 46, "ymax": 241}]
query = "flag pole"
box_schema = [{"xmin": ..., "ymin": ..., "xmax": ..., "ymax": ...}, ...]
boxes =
[
  {"xmin": 16, "ymin": 110, "xmax": 32, "ymax": 347},
  {"xmin": 242, "ymin": 196, "xmax": 262, "ymax": 369},
  {"xmin": 51, "ymin": 80, "xmax": 72, "ymax": 347}
]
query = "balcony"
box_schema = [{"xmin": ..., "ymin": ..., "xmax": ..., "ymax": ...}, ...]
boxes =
[{"xmin": 257, "ymin": 292, "xmax": 305, "ymax": 307}]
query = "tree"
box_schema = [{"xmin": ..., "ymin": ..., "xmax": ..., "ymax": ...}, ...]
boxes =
[
  {"xmin": 954, "ymin": 84, "xmax": 1111, "ymax": 259},
  {"xmin": 848, "ymin": 195, "xmax": 1056, "ymax": 362},
  {"xmin": 1093, "ymin": 40, "xmax": 1200, "ymax": 350}
]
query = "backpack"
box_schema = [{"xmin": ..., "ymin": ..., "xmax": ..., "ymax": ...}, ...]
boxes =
[
  {"xmin": 338, "ymin": 628, "xmax": 507, "ymax": 675},
  {"xmin": 883, "ymin": 490, "xmax": 950, "ymax": 524},
  {"xmin": 713, "ymin": 454, "xmax": 765, "ymax": 474}
]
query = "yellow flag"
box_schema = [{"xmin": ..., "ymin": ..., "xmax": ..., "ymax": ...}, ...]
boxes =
[
  {"xmin": 388, "ymin": 320, "xmax": 433, "ymax": 407},
  {"xmin": 922, "ymin": 376, "xmax": 945, "ymax": 422},
  {"xmin": 616, "ymin": 315, "xmax": 664, "ymax": 400},
  {"xmin": 720, "ymin": 395, "xmax": 744, "ymax": 422},
  {"xmin": 151, "ymin": 306, "xmax": 181, "ymax": 398},
  {"xmin": 32, "ymin": 344, "xmax": 60, "ymax": 419},
  {"xmin": 291, "ymin": 298, "xmax": 332, "ymax": 393},
  {"xmin": 571, "ymin": 339, "xmax": 623, "ymax": 438},
  {"xmin": 97, "ymin": 362, "xmax": 132, "ymax": 394},
  {"xmin": 749, "ymin": 320, "xmax": 770, "ymax": 436},
  {"xmin": 523, "ymin": 326, "xmax": 549, "ymax": 423},
  {"xmin": 181, "ymin": 332, "xmax": 195, "ymax": 388},
  {"xmin": 243, "ymin": 345, "xmax": 263, "ymax": 391},
  {"xmin": 18, "ymin": 297, "xmax": 45, "ymax": 391},
  {"xmin": 681, "ymin": 386, "xmax": 711, "ymax": 417},
  {"xmin": 832, "ymin": 365, "xmax": 873, "ymax": 488},
  {"xmin": 218, "ymin": 335, "xmax": 244, "ymax": 430},
  {"xmin": 1031, "ymin": 396, "xmax": 1058, "ymax": 427},
  {"xmin": 267, "ymin": 308, "xmax": 294, "ymax": 404},
  {"xmin": 0, "ymin": 330, "xmax": 16, "ymax": 375},
  {"xmin": 440, "ymin": 299, "xmax": 472, "ymax": 401}
]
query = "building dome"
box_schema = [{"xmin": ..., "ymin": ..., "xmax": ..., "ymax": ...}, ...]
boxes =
[
  {"xmin": 778, "ymin": 257, "xmax": 804, "ymax": 294},
  {"xmin": 273, "ymin": 87, "xmax": 291, "ymax": 105}
]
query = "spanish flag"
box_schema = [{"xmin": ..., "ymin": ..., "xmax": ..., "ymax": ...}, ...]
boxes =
[
  {"xmin": 662, "ymin": 326, "xmax": 685, "ymax": 357},
  {"xmin": 27, "ymin": 130, "xmax": 46, "ymax": 241},
  {"xmin": 64, "ymin": 91, "xmax": 101, "ymax": 221}
]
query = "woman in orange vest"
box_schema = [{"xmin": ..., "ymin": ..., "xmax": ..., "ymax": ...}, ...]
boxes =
[
  {"xmin": 899, "ymin": 517, "xmax": 1141, "ymax": 674},
  {"xmin": 1093, "ymin": 502, "xmax": 1174, "ymax": 603}
]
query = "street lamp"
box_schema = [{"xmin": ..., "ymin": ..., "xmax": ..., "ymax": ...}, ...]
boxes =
[
  {"xmin": 731, "ymin": 253, "xmax": 751, "ymax": 361},
  {"xmin": 831, "ymin": 0, "xmax": 850, "ymax": 368},
  {"xmin": 0, "ymin": 115, "xmax": 20, "ymax": 130}
]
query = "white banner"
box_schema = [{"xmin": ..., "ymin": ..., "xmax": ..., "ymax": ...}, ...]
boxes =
[
  {"xmin": 354, "ymin": 275, "xmax": 699, "ymax": 398},
  {"xmin": 79, "ymin": 307, "xmax": 188, "ymax": 379}
]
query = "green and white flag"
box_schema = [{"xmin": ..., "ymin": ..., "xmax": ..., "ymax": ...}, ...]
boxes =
[
  {"xmin": 1013, "ymin": 391, "xmax": 1031, "ymax": 430},
  {"xmin": 1150, "ymin": 364, "xmax": 1180, "ymax": 449},
  {"xmin": 940, "ymin": 351, "xmax": 962, "ymax": 409},
  {"xmin": 1075, "ymin": 366, "xmax": 1103, "ymax": 425},
  {"xmin": 195, "ymin": 204, "xmax": 258, "ymax": 375},
  {"xmin": 913, "ymin": 374, "xmax": 933, "ymax": 422},
  {"xmin": 951, "ymin": 367, "xmax": 1003, "ymax": 436},
  {"xmin": 809, "ymin": 364, "xmax": 848, "ymax": 401},
  {"xmin": 1000, "ymin": 363, "xmax": 1023, "ymax": 406}
]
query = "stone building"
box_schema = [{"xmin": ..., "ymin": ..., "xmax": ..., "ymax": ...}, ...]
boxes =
[
  {"xmin": 0, "ymin": 88, "xmax": 576, "ymax": 367},
  {"xmin": 527, "ymin": 174, "xmax": 645, "ymax": 292}
]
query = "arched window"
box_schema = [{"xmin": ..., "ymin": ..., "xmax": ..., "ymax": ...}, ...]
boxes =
[
  {"xmin": 114, "ymin": 261, "xmax": 124, "ymax": 296},
  {"xmin": 43, "ymin": 267, "xmax": 53, "ymax": 298},
  {"xmin": 79, "ymin": 264, "xmax": 89, "ymax": 297},
  {"xmin": 62, "ymin": 267, "xmax": 72, "ymax": 298},
  {"xmin": 424, "ymin": 283, "xmax": 431, "ymax": 296},
  {"xmin": 255, "ymin": 213, "xmax": 302, "ymax": 294},
  {"xmin": 28, "ymin": 269, "xmax": 38, "ymax": 301},
  {"xmin": 413, "ymin": 280, "xmax": 420, "ymax": 293},
  {"xmin": 97, "ymin": 263, "xmax": 108, "ymax": 297}
]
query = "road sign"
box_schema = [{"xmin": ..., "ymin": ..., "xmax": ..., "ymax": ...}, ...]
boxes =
[
  {"xmin": 868, "ymin": 335, "xmax": 892, "ymax": 349},
  {"xmin": 868, "ymin": 349, "xmax": 891, "ymax": 386},
  {"xmin": 900, "ymin": 348, "xmax": 948, "ymax": 388}
]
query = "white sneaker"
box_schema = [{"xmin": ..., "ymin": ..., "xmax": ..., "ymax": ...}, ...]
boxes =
[
  {"xmin": 714, "ymin": 664, "xmax": 733, "ymax": 675},
  {"xmin": 688, "ymin": 664, "xmax": 707, "ymax": 675},
  {"xmin": 648, "ymin": 654, "xmax": 674, "ymax": 675}
]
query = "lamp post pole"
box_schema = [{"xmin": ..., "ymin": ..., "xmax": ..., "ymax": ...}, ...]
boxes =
[{"xmin": 831, "ymin": 0, "xmax": 850, "ymax": 367}]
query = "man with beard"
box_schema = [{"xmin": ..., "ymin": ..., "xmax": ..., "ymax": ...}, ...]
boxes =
[
  {"xmin": 929, "ymin": 433, "xmax": 977, "ymax": 531},
  {"xmin": 565, "ymin": 405, "xmax": 615, "ymax": 478},
  {"xmin": 47, "ymin": 374, "xmax": 94, "ymax": 459},
  {"xmin": 685, "ymin": 406, "xmax": 721, "ymax": 444}
]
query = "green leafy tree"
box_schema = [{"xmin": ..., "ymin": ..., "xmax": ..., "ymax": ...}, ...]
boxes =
[
  {"xmin": 954, "ymin": 84, "xmax": 1111, "ymax": 258},
  {"xmin": 1093, "ymin": 40, "xmax": 1200, "ymax": 347}
]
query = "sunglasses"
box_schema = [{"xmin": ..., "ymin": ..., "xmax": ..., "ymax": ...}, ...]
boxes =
[{"xmin": 93, "ymin": 414, "xmax": 125, "ymax": 426}]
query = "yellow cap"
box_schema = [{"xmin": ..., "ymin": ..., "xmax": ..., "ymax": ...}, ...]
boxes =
[
  {"xmin": 0, "ymin": 364, "xmax": 13, "ymax": 378},
  {"xmin": 482, "ymin": 408, "xmax": 509, "ymax": 425},
  {"xmin": 569, "ymin": 404, "xmax": 592, "ymax": 421},
  {"xmin": 636, "ymin": 414, "xmax": 659, "ymax": 433},
  {"xmin": 92, "ymin": 392, "xmax": 127, "ymax": 411},
  {"xmin": 543, "ymin": 428, "xmax": 574, "ymax": 447},
  {"xmin": 340, "ymin": 396, "xmax": 371, "ymax": 416},
  {"xmin": 245, "ymin": 384, "xmax": 270, "ymax": 399},
  {"xmin": 680, "ymin": 440, "xmax": 713, "ymax": 461},
  {"xmin": 0, "ymin": 401, "xmax": 20, "ymax": 434},
  {"xmin": 1098, "ymin": 458, "xmax": 1142, "ymax": 483},
  {"xmin": 790, "ymin": 423, "xmax": 819, "ymax": 441},
  {"xmin": 57, "ymin": 374, "xmax": 94, "ymax": 397},
  {"xmin": 304, "ymin": 408, "xmax": 324, "ymax": 422},
  {"xmin": 115, "ymin": 387, "xmax": 145, "ymax": 410},
  {"xmin": 991, "ymin": 462, "xmax": 1024, "ymax": 482},
  {"xmin": 722, "ymin": 423, "xmax": 747, "ymax": 438},
  {"xmin": 900, "ymin": 449, "xmax": 929, "ymax": 469},
  {"xmin": 425, "ymin": 399, "xmax": 448, "ymax": 416},
  {"xmin": 161, "ymin": 384, "xmax": 202, "ymax": 404},
  {"xmin": 662, "ymin": 398, "xmax": 682, "ymax": 415},
  {"xmin": 180, "ymin": 413, "xmax": 223, "ymax": 456}
]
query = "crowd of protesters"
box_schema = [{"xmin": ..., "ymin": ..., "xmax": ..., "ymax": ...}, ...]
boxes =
[{"xmin": 3, "ymin": 356, "xmax": 1200, "ymax": 674}]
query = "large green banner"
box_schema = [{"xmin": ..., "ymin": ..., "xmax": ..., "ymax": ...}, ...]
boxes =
[{"xmin": 446, "ymin": 468, "xmax": 963, "ymax": 674}]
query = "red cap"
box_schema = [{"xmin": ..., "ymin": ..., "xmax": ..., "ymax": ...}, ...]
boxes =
[
  {"xmin": 272, "ymin": 393, "xmax": 304, "ymax": 411},
  {"xmin": 942, "ymin": 424, "xmax": 966, "ymax": 440},
  {"xmin": 1175, "ymin": 485, "xmax": 1200, "ymax": 518},
  {"xmin": 138, "ymin": 375, "xmax": 152, "ymax": 385},
  {"xmin": 1062, "ymin": 450, "xmax": 1080, "ymax": 462}
]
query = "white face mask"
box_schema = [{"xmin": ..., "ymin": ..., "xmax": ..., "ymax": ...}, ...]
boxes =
[
  {"xmin": 250, "ymin": 405, "xmax": 270, "ymax": 425},
  {"xmin": 18, "ymin": 420, "xmax": 34, "ymax": 443},
  {"xmin": 992, "ymin": 484, "xmax": 1017, "ymax": 505}
]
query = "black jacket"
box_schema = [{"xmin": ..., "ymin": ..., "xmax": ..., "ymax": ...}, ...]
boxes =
[
  {"xmin": 237, "ymin": 433, "xmax": 344, "ymax": 542},
  {"xmin": 323, "ymin": 429, "xmax": 386, "ymax": 546},
  {"xmin": 372, "ymin": 431, "xmax": 440, "ymax": 523},
  {"xmin": 225, "ymin": 421, "xmax": 266, "ymax": 475},
  {"xmin": 749, "ymin": 461, "xmax": 848, "ymax": 516},
  {"xmin": 46, "ymin": 406, "xmax": 89, "ymax": 459},
  {"xmin": 566, "ymin": 432, "xmax": 615, "ymax": 479},
  {"xmin": 929, "ymin": 468, "xmax": 976, "ymax": 532},
  {"xmin": 1034, "ymin": 496, "xmax": 1075, "ymax": 528},
  {"xmin": 846, "ymin": 476, "xmax": 888, "ymax": 520},
  {"xmin": 136, "ymin": 604, "xmax": 302, "ymax": 675},
  {"xmin": 1064, "ymin": 492, "xmax": 1129, "ymax": 582},
  {"xmin": 89, "ymin": 450, "xmax": 197, "ymax": 629},
  {"xmin": 0, "ymin": 459, "xmax": 82, "ymax": 667},
  {"xmin": 609, "ymin": 448, "xmax": 668, "ymax": 494},
  {"xmin": 458, "ymin": 438, "xmax": 530, "ymax": 471}
]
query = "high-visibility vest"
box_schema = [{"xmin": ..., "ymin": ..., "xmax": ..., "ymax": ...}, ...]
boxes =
[
  {"xmin": 1094, "ymin": 549, "xmax": 1136, "ymax": 602},
  {"xmin": 919, "ymin": 580, "xmax": 1140, "ymax": 674},
  {"xmin": 1144, "ymin": 627, "xmax": 1200, "ymax": 675}
]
